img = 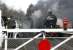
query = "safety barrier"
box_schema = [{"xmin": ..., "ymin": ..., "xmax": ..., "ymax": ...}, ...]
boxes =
[{"xmin": 0, "ymin": 29, "xmax": 73, "ymax": 50}]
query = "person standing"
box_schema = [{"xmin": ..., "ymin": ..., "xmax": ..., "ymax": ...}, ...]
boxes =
[{"xmin": 44, "ymin": 11, "xmax": 57, "ymax": 28}]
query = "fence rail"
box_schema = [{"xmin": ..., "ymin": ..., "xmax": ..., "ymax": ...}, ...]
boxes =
[{"xmin": 1, "ymin": 29, "xmax": 73, "ymax": 33}]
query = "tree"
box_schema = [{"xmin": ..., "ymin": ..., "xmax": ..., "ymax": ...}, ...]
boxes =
[{"xmin": 26, "ymin": 4, "xmax": 34, "ymax": 16}]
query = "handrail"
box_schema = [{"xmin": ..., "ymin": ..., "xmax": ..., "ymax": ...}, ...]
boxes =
[{"xmin": 1, "ymin": 29, "xmax": 73, "ymax": 33}]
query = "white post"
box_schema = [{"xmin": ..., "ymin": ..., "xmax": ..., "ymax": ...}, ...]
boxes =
[
  {"xmin": 0, "ymin": 9, "xmax": 2, "ymax": 29},
  {"xmin": 0, "ymin": 10, "xmax": 3, "ymax": 48},
  {"xmin": 5, "ymin": 35, "xmax": 7, "ymax": 50},
  {"xmin": 14, "ymin": 32, "xmax": 18, "ymax": 39},
  {"xmin": 43, "ymin": 32, "xmax": 46, "ymax": 39}
]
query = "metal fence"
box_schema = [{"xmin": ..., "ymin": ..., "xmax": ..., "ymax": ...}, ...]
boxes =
[
  {"xmin": 1, "ymin": 36, "xmax": 73, "ymax": 50},
  {"xmin": 0, "ymin": 29, "xmax": 73, "ymax": 50}
]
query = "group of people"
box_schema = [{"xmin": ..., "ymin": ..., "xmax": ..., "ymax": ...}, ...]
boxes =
[{"xmin": 2, "ymin": 16, "xmax": 16, "ymax": 29}]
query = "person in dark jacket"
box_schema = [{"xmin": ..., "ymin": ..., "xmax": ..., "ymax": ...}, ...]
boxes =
[
  {"xmin": 2, "ymin": 16, "xmax": 8, "ymax": 28},
  {"xmin": 44, "ymin": 11, "xmax": 57, "ymax": 28},
  {"xmin": 7, "ymin": 17, "xmax": 16, "ymax": 38}
]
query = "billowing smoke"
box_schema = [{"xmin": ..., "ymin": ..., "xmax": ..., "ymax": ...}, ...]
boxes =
[
  {"xmin": 31, "ymin": 9, "xmax": 42, "ymax": 28},
  {"xmin": 30, "ymin": 0, "xmax": 60, "ymax": 28},
  {"xmin": 32, "ymin": 10, "xmax": 42, "ymax": 18},
  {"xmin": 51, "ymin": 1, "xmax": 59, "ymax": 13}
]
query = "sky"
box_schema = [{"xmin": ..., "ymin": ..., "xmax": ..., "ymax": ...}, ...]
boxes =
[{"xmin": 1, "ymin": 0, "xmax": 39, "ymax": 13}]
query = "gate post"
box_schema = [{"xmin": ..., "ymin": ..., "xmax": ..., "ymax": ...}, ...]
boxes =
[{"xmin": 5, "ymin": 35, "xmax": 7, "ymax": 50}]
